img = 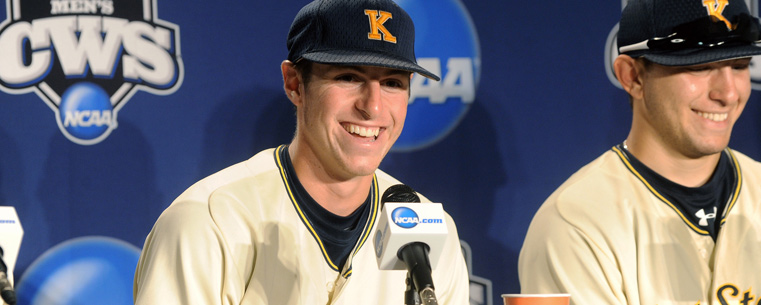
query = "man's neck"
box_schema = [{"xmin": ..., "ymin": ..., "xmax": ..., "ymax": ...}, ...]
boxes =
[
  {"xmin": 625, "ymin": 138, "xmax": 721, "ymax": 187},
  {"xmin": 288, "ymin": 145, "xmax": 373, "ymax": 217}
]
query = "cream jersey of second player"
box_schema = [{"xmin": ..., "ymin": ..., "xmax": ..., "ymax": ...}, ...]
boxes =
[
  {"xmin": 519, "ymin": 145, "xmax": 761, "ymax": 305},
  {"xmin": 133, "ymin": 145, "xmax": 469, "ymax": 305}
]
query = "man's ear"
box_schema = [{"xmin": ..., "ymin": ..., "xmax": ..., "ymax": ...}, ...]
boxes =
[
  {"xmin": 281, "ymin": 60, "xmax": 301, "ymax": 105},
  {"xmin": 613, "ymin": 54, "xmax": 645, "ymax": 100}
]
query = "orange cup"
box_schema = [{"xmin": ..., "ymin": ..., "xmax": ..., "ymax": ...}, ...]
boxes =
[{"xmin": 501, "ymin": 294, "xmax": 570, "ymax": 305}]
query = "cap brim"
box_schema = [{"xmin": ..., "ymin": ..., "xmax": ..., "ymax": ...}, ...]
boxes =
[
  {"xmin": 301, "ymin": 50, "xmax": 440, "ymax": 81},
  {"xmin": 635, "ymin": 44, "xmax": 761, "ymax": 66}
]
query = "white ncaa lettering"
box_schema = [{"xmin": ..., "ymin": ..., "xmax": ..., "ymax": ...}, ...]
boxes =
[
  {"xmin": 0, "ymin": 16, "xmax": 176, "ymax": 86},
  {"xmin": 64, "ymin": 110, "xmax": 113, "ymax": 127},
  {"xmin": 411, "ymin": 57, "xmax": 475, "ymax": 104},
  {"xmin": 394, "ymin": 217, "xmax": 443, "ymax": 224},
  {"xmin": 395, "ymin": 217, "xmax": 419, "ymax": 224}
]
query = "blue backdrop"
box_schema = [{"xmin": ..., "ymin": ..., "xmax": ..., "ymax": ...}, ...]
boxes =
[{"xmin": 2, "ymin": 0, "xmax": 761, "ymax": 304}]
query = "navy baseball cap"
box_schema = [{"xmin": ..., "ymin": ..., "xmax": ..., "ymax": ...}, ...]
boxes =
[
  {"xmin": 618, "ymin": 0, "xmax": 761, "ymax": 66},
  {"xmin": 286, "ymin": 0, "xmax": 440, "ymax": 81}
]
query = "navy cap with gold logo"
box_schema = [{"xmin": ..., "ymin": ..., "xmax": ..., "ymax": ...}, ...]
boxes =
[
  {"xmin": 618, "ymin": 0, "xmax": 761, "ymax": 66},
  {"xmin": 286, "ymin": 0, "xmax": 440, "ymax": 81}
]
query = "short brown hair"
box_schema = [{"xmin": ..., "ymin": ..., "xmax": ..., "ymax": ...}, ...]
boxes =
[{"xmin": 293, "ymin": 60, "xmax": 313, "ymax": 88}]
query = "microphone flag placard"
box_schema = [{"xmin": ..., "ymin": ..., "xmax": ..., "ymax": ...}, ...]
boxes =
[
  {"xmin": 374, "ymin": 202, "xmax": 448, "ymax": 270},
  {"xmin": 0, "ymin": 207, "xmax": 23, "ymax": 285}
]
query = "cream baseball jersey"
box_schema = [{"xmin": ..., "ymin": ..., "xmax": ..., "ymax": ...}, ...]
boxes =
[
  {"xmin": 519, "ymin": 146, "xmax": 761, "ymax": 305},
  {"xmin": 133, "ymin": 146, "xmax": 469, "ymax": 304}
]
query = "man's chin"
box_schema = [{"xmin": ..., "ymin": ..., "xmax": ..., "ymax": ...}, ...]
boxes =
[
  {"xmin": 344, "ymin": 159, "xmax": 383, "ymax": 177},
  {"xmin": 686, "ymin": 141, "xmax": 729, "ymax": 159}
]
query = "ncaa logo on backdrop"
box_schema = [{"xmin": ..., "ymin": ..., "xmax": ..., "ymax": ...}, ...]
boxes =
[
  {"xmin": 393, "ymin": 0, "xmax": 480, "ymax": 151},
  {"xmin": 0, "ymin": 0, "xmax": 183, "ymax": 145},
  {"xmin": 605, "ymin": 0, "xmax": 761, "ymax": 89}
]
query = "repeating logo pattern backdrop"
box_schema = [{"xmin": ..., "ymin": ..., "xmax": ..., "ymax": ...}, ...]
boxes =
[
  {"xmin": 0, "ymin": 0, "xmax": 183, "ymax": 145},
  {"xmin": 2, "ymin": 1, "xmax": 761, "ymax": 305},
  {"xmin": 393, "ymin": 0, "xmax": 480, "ymax": 151}
]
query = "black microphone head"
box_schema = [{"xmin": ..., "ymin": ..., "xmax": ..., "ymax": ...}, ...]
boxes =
[
  {"xmin": 0, "ymin": 246, "xmax": 6, "ymax": 273},
  {"xmin": 381, "ymin": 184, "xmax": 420, "ymax": 204},
  {"xmin": 1, "ymin": 289, "xmax": 15, "ymax": 305}
]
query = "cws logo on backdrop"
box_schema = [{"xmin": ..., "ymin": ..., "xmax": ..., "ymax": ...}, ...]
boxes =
[
  {"xmin": 0, "ymin": 0, "xmax": 183, "ymax": 145},
  {"xmin": 605, "ymin": 0, "xmax": 761, "ymax": 89},
  {"xmin": 393, "ymin": 0, "xmax": 480, "ymax": 151}
]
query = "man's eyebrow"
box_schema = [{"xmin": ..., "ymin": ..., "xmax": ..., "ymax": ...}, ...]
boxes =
[{"xmin": 330, "ymin": 65, "xmax": 411, "ymax": 77}]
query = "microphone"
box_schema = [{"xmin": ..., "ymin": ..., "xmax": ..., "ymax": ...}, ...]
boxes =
[
  {"xmin": 0, "ymin": 207, "xmax": 23, "ymax": 305},
  {"xmin": 374, "ymin": 184, "xmax": 448, "ymax": 305},
  {"xmin": 381, "ymin": 184, "xmax": 420, "ymax": 203},
  {"xmin": 0, "ymin": 248, "xmax": 16, "ymax": 305}
]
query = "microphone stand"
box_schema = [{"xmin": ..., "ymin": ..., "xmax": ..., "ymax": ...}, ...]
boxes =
[
  {"xmin": 400, "ymin": 243, "xmax": 438, "ymax": 305},
  {"xmin": 405, "ymin": 271, "xmax": 420, "ymax": 305},
  {"xmin": 0, "ymin": 247, "xmax": 16, "ymax": 305}
]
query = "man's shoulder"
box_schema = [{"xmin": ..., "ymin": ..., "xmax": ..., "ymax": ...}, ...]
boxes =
[
  {"xmin": 175, "ymin": 147, "xmax": 281, "ymax": 205},
  {"xmin": 374, "ymin": 168, "xmax": 400, "ymax": 186},
  {"xmin": 552, "ymin": 149, "xmax": 631, "ymax": 200},
  {"xmin": 727, "ymin": 148, "xmax": 761, "ymax": 187},
  {"xmin": 153, "ymin": 148, "xmax": 283, "ymax": 232},
  {"xmin": 730, "ymin": 148, "xmax": 761, "ymax": 169},
  {"xmin": 538, "ymin": 149, "xmax": 638, "ymax": 221},
  {"xmin": 524, "ymin": 149, "xmax": 641, "ymax": 248}
]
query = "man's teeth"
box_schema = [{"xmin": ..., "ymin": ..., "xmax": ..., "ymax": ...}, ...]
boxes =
[
  {"xmin": 347, "ymin": 125, "xmax": 380, "ymax": 138},
  {"xmin": 697, "ymin": 111, "xmax": 728, "ymax": 122}
]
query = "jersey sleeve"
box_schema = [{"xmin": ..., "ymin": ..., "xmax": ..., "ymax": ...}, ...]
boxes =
[
  {"xmin": 518, "ymin": 198, "xmax": 627, "ymax": 305},
  {"xmin": 433, "ymin": 212, "xmax": 471, "ymax": 304},
  {"xmin": 133, "ymin": 198, "xmax": 246, "ymax": 305}
]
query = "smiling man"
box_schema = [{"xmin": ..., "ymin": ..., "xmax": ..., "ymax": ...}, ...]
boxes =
[
  {"xmin": 519, "ymin": 0, "xmax": 761, "ymax": 304},
  {"xmin": 132, "ymin": 0, "xmax": 469, "ymax": 304}
]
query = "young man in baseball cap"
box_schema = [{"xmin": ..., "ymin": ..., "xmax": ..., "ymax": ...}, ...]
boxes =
[
  {"xmin": 133, "ymin": 0, "xmax": 469, "ymax": 304},
  {"xmin": 519, "ymin": 0, "xmax": 761, "ymax": 304}
]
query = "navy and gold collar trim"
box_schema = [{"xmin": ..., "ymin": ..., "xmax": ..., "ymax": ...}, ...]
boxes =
[
  {"xmin": 612, "ymin": 145, "xmax": 742, "ymax": 235},
  {"xmin": 273, "ymin": 145, "xmax": 380, "ymax": 278}
]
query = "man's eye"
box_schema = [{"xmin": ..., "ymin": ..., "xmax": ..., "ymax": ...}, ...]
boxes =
[
  {"xmin": 687, "ymin": 66, "xmax": 710, "ymax": 72},
  {"xmin": 386, "ymin": 81, "xmax": 402, "ymax": 88},
  {"xmin": 385, "ymin": 78, "xmax": 409, "ymax": 88},
  {"xmin": 336, "ymin": 75, "xmax": 355, "ymax": 82}
]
